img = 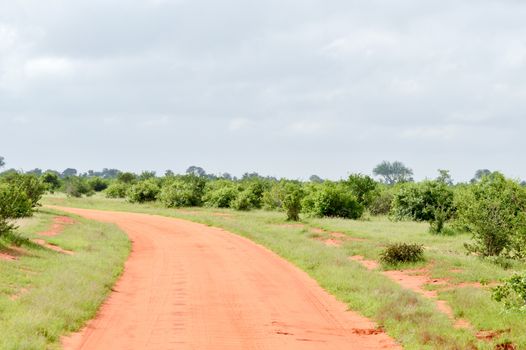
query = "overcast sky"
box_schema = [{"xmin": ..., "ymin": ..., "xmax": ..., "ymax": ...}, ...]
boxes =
[{"xmin": 1, "ymin": 0, "xmax": 526, "ymax": 181}]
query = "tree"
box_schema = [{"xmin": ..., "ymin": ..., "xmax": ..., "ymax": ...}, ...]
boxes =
[
  {"xmin": 436, "ymin": 169, "xmax": 453, "ymax": 186},
  {"xmin": 309, "ymin": 175, "xmax": 323, "ymax": 183},
  {"xmin": 347, "ymin": 174, "xmax": 378, "ymax": 206},
  {"xmin": 42, "ymin": 171, "xmax": 61, "ymax": 192},
  {"xmin": 456, "ymin": 173, "xmax": 526, "ymax": 258},
  {"xmin": 471, "ymin": 169, "xmax": 492, "ymax": 183},
  {"xmin": 61, "ymin": 168, "xmax": 78, "ymax": 177},
  {"xmin": 0, "ymin": 156, "xmax": 4, "ymax": 169},
  {"xmin": 139, "ymin": 171, "xmax": 156, "ymax": 180},
  {"xmin": 390, "ymin": 180, "xmax": 454, "ymax": 234},
  {"xmin": 373, "ymin": 161, "xmax": 413, "ymax": 185},
  {"xmin": 117, "ymin": 172, "xmax": 137, "ymax": 184},
  {"xmin": 186, "ymin": 166, "xmax": 206, "ymax": 177}
]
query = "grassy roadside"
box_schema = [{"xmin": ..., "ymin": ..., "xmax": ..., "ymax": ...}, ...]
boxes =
[
  {"xmin": 0, "ymin": 207, "xmax": 130, "ymax": 350},
  {"xmin": 42, "ymin": 194, "xmax": 526, "ymax": 349}
]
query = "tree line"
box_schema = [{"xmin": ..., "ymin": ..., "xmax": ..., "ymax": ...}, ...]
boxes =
[{"xmin": 2, "ymin": 157, "xmax": 526, "ymax": 262}]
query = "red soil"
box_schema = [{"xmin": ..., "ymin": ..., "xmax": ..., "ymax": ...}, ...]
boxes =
[
  {"xmin": 0, "ymin": 252, "xmax": 17, "ymax": 261},
  {"xmin": 50, "ymin": 206, "xmax": 400, "ymax": 350},
  {"xmin": 349, "ymin": 258, "xmax": 472, "ymax": 329},
  {"xmin": 349, "ymin": 256, "xmax": 380, "ymax": 270},
  {"xmin": 32, "ymin": 239, "xmax": 73, "ymax": 255},
  {"xmin": 38, "ymin": 216, "xmax": 75, "ymax": 237}
]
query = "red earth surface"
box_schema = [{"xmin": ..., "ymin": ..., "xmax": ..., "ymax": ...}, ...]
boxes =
[{"xmin": 52, "ymin": 206, "xmax": 400, "ymax": 350}]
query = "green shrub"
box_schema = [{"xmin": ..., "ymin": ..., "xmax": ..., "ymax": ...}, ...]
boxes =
[
  {"xmin": 0, "ymin": 183, "xmax": 32, "ymax": 236},
  {"xmin": 0, "ymin": 172, "xmax": 45, "ymax": 208},
  {"xmin": 41, "ymin": 171, "xmax": 61, "ymax": 193},
  {"xmin": 455, "ymin": 173, "xmax": 526, "ymax": 258},
  {"xmin": 390, "ymin": 180, "xmax": 454, "ymax": 234},
  {"xmin": 231, "ymin": 189, "xmax": 256, "ymax": 211},
  {"xmin": 492, "ymin": 273, "xmax": 526, "ymax": 311},
  {"xmin": 202, "ymin": 181, "xmax": 239, "ymax": 208},
  {"xmin": 281, "ymin": 182, "xmax": 305, "ymax": 221},
  {"xmin": 88, "ymin": 177, "xmax": 109, "ymax": 192},
  {"xmin": 117, "ymin": 172, "xmax": 137, "ymax": 184},
  {"xmin": 105, "ymin": 182, "xmax": 129, "ymax": 198},
  {"xmin": 380, "ymin": 243, "xmax": 425, "ymax": 265},
  {"xmin": 302, "ymin": 182, "xmax": 364, "ymax": 219},
  {"xmin": 159, "ymin": 176, "xmax": 206, "ymax": 208},
  {"xmin": 63, "ymin": 177, "xmax": 93, "ymax": 197},
  {"xmin": 347, "ymin": 174, "xmax": 378, "ymax": 207},
  {"xmin": 127, "ymin": 179, "xmax": 160, "ymax": 203},
  {"xmin": 368, "ymin": 190, "xmax": 394, "ymax": 215}
]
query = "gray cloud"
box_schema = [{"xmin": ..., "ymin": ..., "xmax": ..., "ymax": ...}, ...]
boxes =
[{"xmin": 1, "ymin": 0, "xmax": 526, "ymax": 181}]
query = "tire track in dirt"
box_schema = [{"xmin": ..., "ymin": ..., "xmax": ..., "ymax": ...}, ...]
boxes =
[{"xmin": 53, "ymin": 206, "xmax": 400, "ymax": 350}]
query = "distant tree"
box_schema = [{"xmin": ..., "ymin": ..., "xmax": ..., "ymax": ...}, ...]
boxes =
[
  {"xmin": 221, "ymin": 173, "xmax": 233, "ymax": 180},
  {"xmin": 186, "ymin": 166, "xmax": 206, "ymax": 177},
  {"xmin": 309, "ymin": 175, "xmax": 323, "ymax": 183},
  {"xmin": 0, "ymin": 156, "xmax": 5, "ymax": 169},
  {"xmin": 117, "ymin": 172, "xmax": 136, "ymax": 184},
  {"xmin": 242, "ymin": 172, "xmax": 262, "ymax": 180},
  {"xmin": 61, "ymin": 168, "xmax": 78, "ymax": 178},
  {"xmin": 436, "ymin": 169, "xmax": 453, "ymax": 186},
  {"xmin": 101, "ymin": 168, "xmax": 121, "ymax": 179},
  {"xmin": 139, "ymin": 171, "xmax": 156, "ymax": 180},
  {"xmin": 373, "ymin": 161, "xmax": 413, "ymax": 185},
  {"xmin": 26, "ymin": 168, "xmax": 43, "ymax": 176},
  {"xmin": 164, "ymin": 170, "xmax": 175, "ymax": 177},
  {"xmin": 471, "ymin": 169, "xmax": 492, "ymax": 183},
  {"xmin": 41, "ymin": 171, "xmax": 61, "ymax": 192}
]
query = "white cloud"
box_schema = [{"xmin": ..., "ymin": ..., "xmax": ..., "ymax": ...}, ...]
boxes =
[
  {"xmin": 24, "ymin": 56, "xmax": 76, "ymax": 79},
  {"xmin": 228, "ymin": 118, "xmax": 252, "ymax": 131}
]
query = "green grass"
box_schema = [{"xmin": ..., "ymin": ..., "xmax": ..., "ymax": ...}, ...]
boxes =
[
  {"xmin": 42, "ymin": 193, "xmax": 526, "ymax": 349},
  {"xmin": 0, "ymin": 207, "xmax": 130, "ymax": 350}
]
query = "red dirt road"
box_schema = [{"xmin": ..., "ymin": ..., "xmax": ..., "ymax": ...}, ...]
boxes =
[{"xmin": 55, "ymin": 207, "xmax": 400, "ymax": 350}]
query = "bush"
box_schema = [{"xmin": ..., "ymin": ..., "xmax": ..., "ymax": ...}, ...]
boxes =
[
  {"xmin": 158, "ymin": 176, "xmax": 206, "ymax": 207},
  {"xmin": 41, "ymin": 171, "xmax": 61, "ymax": 193},
  {"xmin": 231, "ymin": 180, "xmax": 267, "ymax": 211},
  {"xmin": 0, "ymin": 172, "xmax": 45, "ymax": 208},
  {"xmin": 492, "ymin": 273, "xmax": 526, "ymax": 311},
  {"xmin": 390, "ymin": 180, "xmax": 454, "ymax": 234},
  {"xmin": 105, "ymin": 182, "xmax": 129, "ymax": 198},
  {"xmin": 88, "ymin": 177, "xmax": 109, "ymax": 192},
  {"xmin": 302, "ymin": 182, "xmax": 364, "ymax": 219},
  {"xmin": 380, "ymin": 243, "xmax": 425, "ymax": 264},
  {"xmin": 0, "ymin": 183, "xmax": 32, "ymax": 236},
  {"xmin": 63, "ymin": 177, "xmax": 93, "ymax": 197},
  {"xmin": 127, "ymin": 179, "xmax": 160, "ymax": 203},
  {"xmin": 368, "ymin": 190, "xmax": 394, "ymax": 215},
  {"xmin": 202, "ymin": 181, "xmax": 239, "ymax": 208},
  {"xmin": 455, "ymin": 173, "xmax": 526, "ymax": 258},
  {"xmin": 347, "ymin": 174, "xmax": 378, "ymax": 207},
  {"xmin": 281, "ymin": 182, "xmax": 305, "ymax": 221}
]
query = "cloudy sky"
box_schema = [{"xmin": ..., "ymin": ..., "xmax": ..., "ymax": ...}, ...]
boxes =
[{"xmin": 1, "ymin": 0, "xmax": 526, "ymax": 181}]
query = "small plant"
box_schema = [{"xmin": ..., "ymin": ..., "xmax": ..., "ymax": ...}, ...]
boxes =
[
  {"xmin": 492, "ymin": 273, "xmax": 526, "ymax": 311},
  {"xmin": 380, "ymin": 243, "xmax": 425, "ymax": 265}
]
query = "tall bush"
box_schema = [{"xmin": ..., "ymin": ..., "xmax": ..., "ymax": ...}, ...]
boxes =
[
  {"xmin": 390, "ymin": 181, "xmax": 454, "ymax": 233},
  {"xmin": 159, "ymin": 175, "xmax": 206, "ymax": 207},
  {"xmin": 455, "ymin": 173, "xmax": 526, "ymax": 258},
  {"xmin": 302, "ymin": 182, "xmax": 364, "ymax": 219},
  {"xmin": 0, "ymin": 183, "xmax": 33, "ymax": 236},
  {"xmin": 127, "ymin": 179, "xmax": 160, "ymax": 203}
]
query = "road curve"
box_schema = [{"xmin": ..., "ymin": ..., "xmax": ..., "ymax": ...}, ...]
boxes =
[{"xmin": 54, "ymin": 206, "xmax": 400, "ymax": 350}]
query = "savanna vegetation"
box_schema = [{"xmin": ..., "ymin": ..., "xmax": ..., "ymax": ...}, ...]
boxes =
[{"xmin": 3, "ymin": 155, "xmax": 526, "ymax": 349}]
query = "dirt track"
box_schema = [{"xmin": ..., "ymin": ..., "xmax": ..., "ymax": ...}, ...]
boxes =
[{"xmin": 55, "ymin": 207, "xmax": 400, "ymax": 350}]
